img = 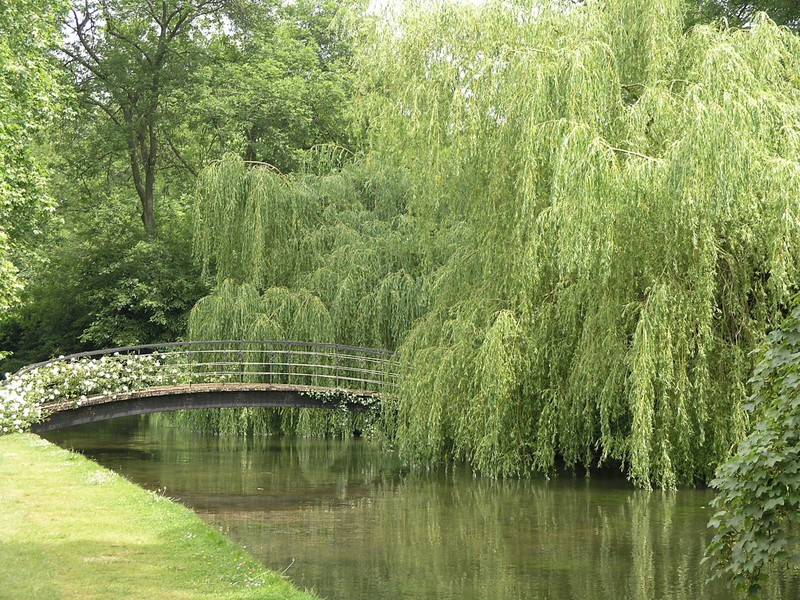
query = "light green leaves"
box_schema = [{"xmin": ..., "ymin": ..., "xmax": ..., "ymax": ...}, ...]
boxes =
[
  {"xmin": 358, "ymin": 0, "xmax": 800, "ymax": 484},
  {"xmin": 188, "ymin": 1, "xmax": 800, "ymax": 491},
  {"xmin": 0, "ymin": 0, "xmax": 66, "ymax": 311}
]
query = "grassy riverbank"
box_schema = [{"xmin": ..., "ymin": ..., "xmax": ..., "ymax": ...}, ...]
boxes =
[{"xmin": 0, "ymin": 433, "xmax": 320, "ymax": 600}]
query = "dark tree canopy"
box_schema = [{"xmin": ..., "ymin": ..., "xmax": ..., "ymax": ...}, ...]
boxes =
[
  {"xmin": 0, "ymin": 0, "xmax": 356, "ymax": 370},
  {"xmin": 690, "ymin": 0, "xmax": 800, "ymax": 30}
]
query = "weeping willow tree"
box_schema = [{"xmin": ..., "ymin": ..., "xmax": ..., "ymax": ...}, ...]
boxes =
[
  {"xmin": 191, "ymin": 153, "xmax": 427, "ymax": 349},
  {"xmin": 185, "ymin": 1, "xmax": 800, "ymax": 487},
  {"xmin": 354, "ymin": 0, "xmax": 800, "ymax": 488},
  {"xmin": 184, "ymin": 153, "xmax": 427, "ymax": 435}
]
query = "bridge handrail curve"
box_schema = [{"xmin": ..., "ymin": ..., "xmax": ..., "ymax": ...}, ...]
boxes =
[
  {"xmin": 10, "ymin": 340, "xmax": 396, "ymax": 416},
  {"xmin": 19, "ymin": 339, "xmax": 394, "ymax": 373}
]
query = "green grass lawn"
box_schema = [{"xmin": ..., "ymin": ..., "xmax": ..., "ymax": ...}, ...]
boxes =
[{"xmin": 0, "ymin": 433, "xmax": 321, "ymax": 600}]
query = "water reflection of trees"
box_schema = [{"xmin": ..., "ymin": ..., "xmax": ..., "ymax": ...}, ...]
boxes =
[
  {"xmin": 47, "ymin": 418, "xmax": 798, "ymax": 600},
  {"xmin": 157, "ymin": 438, "xmax": 792, "ymax": 600},
  {"xmin": 319, "ymin": 477, "xmax": 794, "ymax": 600}
]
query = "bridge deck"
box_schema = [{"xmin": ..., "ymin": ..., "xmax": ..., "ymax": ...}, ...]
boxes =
[
  {"xmin": 31, "ymin": 383, "xmax": 382, "ymax": 432},
  {"xmin": 43, "ymin": 382, "xmax": 381, "ymax": 411}
]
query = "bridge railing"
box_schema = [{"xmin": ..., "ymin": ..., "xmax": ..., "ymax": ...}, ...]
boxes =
[{"xmin": 13, "ymin": 340, "xmax": 397, "ymax": 409}]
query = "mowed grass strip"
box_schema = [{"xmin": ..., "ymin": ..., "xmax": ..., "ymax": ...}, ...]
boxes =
[{"xmin": 0, "ymin": 433, "xmax": 320, "ymax": 600}]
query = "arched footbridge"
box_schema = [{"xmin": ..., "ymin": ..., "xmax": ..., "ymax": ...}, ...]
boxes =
[{"xmin": 12, "ymin": 341, "xmax": 396, "ymax": 432}]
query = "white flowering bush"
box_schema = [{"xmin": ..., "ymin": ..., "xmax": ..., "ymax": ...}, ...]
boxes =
[
  {"xmin": 0, "ymin": 381, "xmax": 41, "ymax": 434},
  {"xmin": 0, "ymin": 351, "xmax": 192, "ymax": 435}
]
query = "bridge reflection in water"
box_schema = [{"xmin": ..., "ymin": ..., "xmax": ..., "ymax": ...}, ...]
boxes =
[{"xmin": 23, "ymin": 340, "xmax": 396, "ymax": 432}]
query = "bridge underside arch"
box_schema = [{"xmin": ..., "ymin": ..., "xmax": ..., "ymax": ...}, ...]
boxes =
[{"xmin": 31, "ymin": 384, "xmax": 379, "ymax": 432}]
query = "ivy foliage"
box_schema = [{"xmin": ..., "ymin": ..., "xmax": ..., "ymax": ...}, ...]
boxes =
[{"xmin": 705, "ymin": 302, "xmax": 800, "ymax": 594}]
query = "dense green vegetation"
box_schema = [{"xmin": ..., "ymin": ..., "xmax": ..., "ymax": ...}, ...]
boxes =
[
  {"xmin": 4, "ymin": 0, "xmax": 800, "ymax": 484},
  {"xmin": 2, "ymin": 0, "xmax": 800, "ymax": 590},
  {"xmin": 0, "ymin": 0, "xmax": 353, "ymax": 371},
  {"xmin": 704, "ymin": 302, "xmax": 800, "ymax": 594},
  {"xmin": 187, "ymin": 0, "xmax": 800, "ymax": 492},
  {"xmin": 0, "ymin": 0, "xmax": 66, "ymax": 317}
]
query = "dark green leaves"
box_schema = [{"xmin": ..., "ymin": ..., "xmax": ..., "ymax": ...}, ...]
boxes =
[{"xmin": 705, "ymin": 303, "xmax": 800, "ymax": 592}]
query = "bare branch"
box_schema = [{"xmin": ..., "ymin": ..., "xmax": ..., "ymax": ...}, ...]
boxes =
[
  {"xmin": 165, "ymin": 136, "xmax": 198, "ymax": 177},
  {"xmin": 105, "ymin": 22, "xmax": 154, "ymax": 66},
  {"xmin": 84, "ymin": 96, "xmax": 122, "ymax": 125},
  {"xmin": 71, "ymin": 5, "xmax": 106, "ymax": 71}
]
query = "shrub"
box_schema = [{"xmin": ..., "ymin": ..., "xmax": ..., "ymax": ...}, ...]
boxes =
[{"xmin": 705, "ymin": 303, "xmax": 800, "ymax": 594}]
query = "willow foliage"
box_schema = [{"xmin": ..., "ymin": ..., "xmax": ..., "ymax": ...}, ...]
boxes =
[
  {"xmin": 361, "ymin": 1, "xmax": 800, "ymax": 487},
  {"xmin": 188, "ymin": 1, "xmax": 800, "ymax": 487},
  {"xmin": 192, "ymin": 154, "xmax": 425, "ymax": 350},
  {"xmin": 194, "ymin": 155, "xmax": 317, "ymax": 289},
  {"xmin": 187, "ymin": 153, "xmax": 424, "ymax": 435}
]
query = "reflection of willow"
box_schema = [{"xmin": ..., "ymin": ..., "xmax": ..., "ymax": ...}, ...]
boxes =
[
  {"xmin": 355, "ymin": 480, "xmax": 702, "ymax": 600},
  {"xmin": 138, "ymin": 417, "xmax": 398, "ymax": 497},
  {"xmin": 218, "ymin": 471, "xmax": 794, "ymax": 600},
  {"xmin": 159, "ymin": 405, "xmax": 381, "ymax": 439},
  {"xmin": 60, "ymin": 420, "xmax": 798, "ymax": 599}
]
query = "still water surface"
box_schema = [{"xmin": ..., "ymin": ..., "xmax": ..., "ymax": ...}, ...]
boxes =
[{"xmin": 44, "ymin": 416, "xmax": 798, "ymax": 600}]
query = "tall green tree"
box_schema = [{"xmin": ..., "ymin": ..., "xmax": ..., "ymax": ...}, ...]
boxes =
[
  {"xmin": 0, "ymin": 0, "xmax": 66, "ymax": 314},
  {"xmin": 186, "ymin": 1, "xmax": 800, "ymax": 483},
  {"xmin": 0, "ymin": 188, "xmax": 209, "ymax": 373},
  {"xmin": 60, "ymin": 0, "xmax": 224, "ymax": 238},
  {"xmin": 186, "ymin": 0, "xmax": 800, "ymax": 486},
  {"xmin": 189, "ymin": 0, "xmax": 353, "ymax": 172},
  {"xmin": 0, "ymin": 0, "xmax": 357, "ymax": 370},
  {"xmin": 358, "ymin": 1, "xmax": 800, "ymax": 487}
]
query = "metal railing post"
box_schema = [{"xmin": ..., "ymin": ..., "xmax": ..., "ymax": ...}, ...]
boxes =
[{"xmin": 335, "ymin": 350, "xmax": 340, "ymax": 389}]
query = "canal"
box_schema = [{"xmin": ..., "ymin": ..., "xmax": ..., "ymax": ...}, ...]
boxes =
[{"xmin": 44, "ymin": 416, "xmax": 798, "ymax": 599}]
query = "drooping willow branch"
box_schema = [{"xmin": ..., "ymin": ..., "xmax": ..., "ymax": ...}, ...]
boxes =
[{"xmin": 188, "ymin": 1, "xmax": 800, "ymax": 489}]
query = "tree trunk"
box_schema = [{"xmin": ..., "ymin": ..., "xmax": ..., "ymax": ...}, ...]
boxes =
[
  {"xmin": 141, "ymin": 195, "xmax": 157, "ymax": 239},
  {"xmin": 126, "ymin": 110, "xmax": 159, "ymax": 240},
  {"xmin": 142, "ymin": 118, "xmax": 158, "ymax": 239}
]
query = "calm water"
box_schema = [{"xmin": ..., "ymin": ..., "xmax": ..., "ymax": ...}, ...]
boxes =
[{"xmin": 44, "ymin": 416, "xmax": 799, "ymax": 600}]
